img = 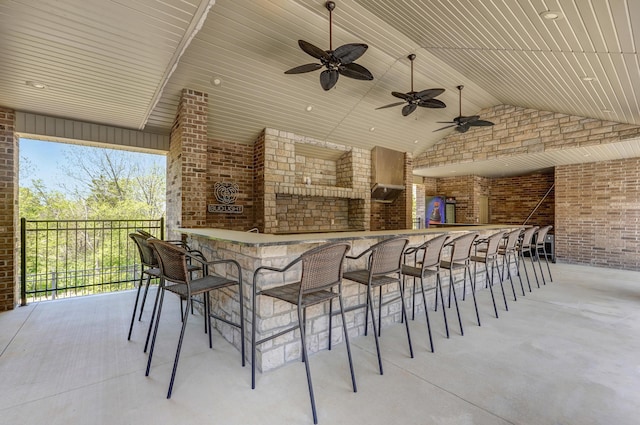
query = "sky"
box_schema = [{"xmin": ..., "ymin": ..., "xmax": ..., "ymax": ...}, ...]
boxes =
[{"xmin": 19, "ymin": 138, "xmax": 166, "ymax": 192}]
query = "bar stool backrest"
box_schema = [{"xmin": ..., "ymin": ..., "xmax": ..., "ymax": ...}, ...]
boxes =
[
  {"xmin": 369, "ymin": 237, "xmax": 409, "ymax": 276},
  {"xmin": 484, "ymin": 231, "xmax": 507, "ymax": 259},
  {"xmin": 130, "ymin": 232, "xmax": 158, "ymax": 268},
  {"xmin": 535, "ymin": 225, "xmax": 552, "ymax": 246},
  {"xmin": 503, "ymin": 228, "xmax": 524, "ymax": 252},
  {"xmin": 148, "ymin": 239, "xmax": 190, "ymax": 285},
  {"xmin": 420, "ymin": 234, "xmax": 450, "ymax": 269},
  {"xmin": 300, "ymin": 242, "xmax": 350, "ymax": 294},
  {"xmin": 449, "ymin": 232, "xmax": 479, "ymax": 262},
  {"xmin": 520, "ymin": 226, "xmax": 539, "ymax": 248}
]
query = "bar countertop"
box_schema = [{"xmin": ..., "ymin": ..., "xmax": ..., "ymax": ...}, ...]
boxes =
[{"xmin": 177, "ymin": 224, "xmax": 517, "ymax": 247}]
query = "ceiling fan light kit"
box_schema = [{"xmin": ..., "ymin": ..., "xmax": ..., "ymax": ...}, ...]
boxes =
[
  {"xmin": 376, "ymin": 53, "xmax": 446, "ymax": 116},
  {"xmin": 284, "ymin": 1, "xmax": 373, "ymax": 91}
]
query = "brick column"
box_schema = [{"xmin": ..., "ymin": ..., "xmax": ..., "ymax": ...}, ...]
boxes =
[
  {"xmin": 167, "ymin": 89, "xmax": 208, "ymax": 237},
  {"xmin": 0, "ymin": 107, "xmax": 17, "ymax": 310}
]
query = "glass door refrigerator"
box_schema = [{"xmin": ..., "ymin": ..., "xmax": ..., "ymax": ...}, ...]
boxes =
[{"xmin": 445, "ymin": 197, "xmax": 456, "ymax": 224}]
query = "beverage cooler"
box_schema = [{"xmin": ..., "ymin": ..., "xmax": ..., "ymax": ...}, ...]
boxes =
[{"xmin": 445, "ymin": 197, "xmax": 456, "ymax": 224}]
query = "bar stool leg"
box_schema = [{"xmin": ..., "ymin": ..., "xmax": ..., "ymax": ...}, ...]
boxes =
[
  {"xmin": 338, "ymin": 295, "xmax": 357, "ymax": 393},
  {"xmin": 436, "ymin": 274, "xmax": 450, "ymax": 338},
  {"xmin": 297, "ymin": 304, "xmax": 318, "ymax": 424},
  {"xmin": 448, "ymin": 271, "xmax": 464, "ymax": 336},
  {"xmin": 418, "ymin": 277, "xmax": 434, "ymax": 352}
]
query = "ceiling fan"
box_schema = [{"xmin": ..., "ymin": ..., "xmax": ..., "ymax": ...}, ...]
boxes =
[
  {"xmin": 284, "ymin": 1, "xmax": 373, "ymax": 91},
  {"xmin": 434, "ymin": 85, "xmax": 494, "ymax": 133},
  {"xmin": 376, "ymin": 54, "xmax": 446, "ymax": 116}
]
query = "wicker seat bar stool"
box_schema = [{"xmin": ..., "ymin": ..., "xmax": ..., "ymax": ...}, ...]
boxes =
[
  {"xmin": 342, "ymin": 237, "xmax": 413, "ymax": 376},
  {"xmin": 401, "ymin": 234, "xmax": 450, "ymax": 351},
  {"xmin": 498, "ymin": 228, "xmax": 526, "ymax": 298},
  {"xmin": 517, "ymin": 226, "xmax": 540, "ymax": 291},
  {"xmin": 470, "ymin": 231, "xmax": 508, "ymax": 319},
  {"xmin": 534, "ymin": 225, "xmax": 554, "ymax": 284},
  {"xmin": 439, "ymin": 232, "xmax": 480, "ymax": 335},
  {"xmin": 146, "ymin": 239, "xmax": 245, "ymax": 399},
  {"xmin": 128, "ymin": 233, "xmax": 163, "ymax": 341},
  {"xmin": 251, "ymin": 242, "xmax": 356, "ymax": 425}
]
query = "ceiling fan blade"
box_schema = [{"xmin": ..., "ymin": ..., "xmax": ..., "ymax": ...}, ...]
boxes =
[
  {"xmin": 284, "ymin": 63, "xmax": 323, "ymax": 74},
  {"xmin": 456, "ymin": 123, "xmax": 471, "ymax": 133},
  {"xmin": 320, "ymin": 69, "xmax": 339, "ymax": 90},
  {"xmin": 333, "ymin": 43, "xmax": 368, "ymax": 64},
  {"xmin": 392, "ymin": 91, "xmax": 410, "ymax": 100},
  {"xmin": 418, "ymin": 99, "xmax": 446, "ymax": 108},
  {"xmin": 415, "ymin": 88, "xmax": 445, "ymax": 100},
  {"xmin": 458, "ymin": 115, "xmax": 480, "ymax": 124},
  {"xmin": 433, "ymin": 124, "xmax": 456, "ymax": 132},
  {"xmin": 339, "ymin": 62, "xmax": 373, "ymax": 80},
  {"xmin": 298, "ymin": 40, "xmax": 330, "ymax": 60},
  {"xmin": 436, "ymin": 121, "xmax": 456, "ymax": 124},
  {"xmin": 470, "ymin": 119, "xmax": 495, "ymax": 127},
  {"xmin": 375, "ymin": 101, "xmax": 406, "ymax": 110},
  {"xmin": 402, "ymin": 103, "xmax": 417, "ymax": 116}
]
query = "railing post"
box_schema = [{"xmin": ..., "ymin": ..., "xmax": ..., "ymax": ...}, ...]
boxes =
[
  {"xmin": 20, "ymin": 218, "xmax": 27, "ymax": 306},
  {"xmin": 50, "ymin": 271, "xmax": 57, "ymax": 300},
  {"xmin": 160, "ymin": 216, "xmax": 165, "ymax": 240}
]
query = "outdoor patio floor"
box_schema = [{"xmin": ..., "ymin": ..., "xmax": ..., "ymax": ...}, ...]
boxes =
[{"xmin": 1, "ymin": 262, "xmax": 639, "ymax": 425}]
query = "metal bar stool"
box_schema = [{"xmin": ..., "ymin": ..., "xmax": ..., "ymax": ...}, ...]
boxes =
[
  {"xmin": 401, "ymin": 234, "xmax": 450, "ymax": 351},
  {"xmin": 343, "ymin": 237, "xmax": 413, "ymax": 375},
  {"xmin": 498, "ymin": 228, "xmax": 526, "ymax": 297},
  {"xmin": 146, "ymin": 239, "xmax": 245, "ymax": 399},
  {"xmin": 251, "ymin": 242, "xmax": 356, "ymax": 425},
  {"xmin": 128, "ymin": 232, "xmax": 163, "ymax": 341},
  {"xmin": 439, "ymin": 232, "xmax": 480, "ymax": 335},
  {"xmin": 534, "ymin": 225, "xmax": 554, "ymax": 283},
  {"xmin": 517, "ymin": 226, "xmax": 540, "ymax": 290},
  {"xmin": 471, "ymin": 231, "xmax": 508, "ymax": 319}
]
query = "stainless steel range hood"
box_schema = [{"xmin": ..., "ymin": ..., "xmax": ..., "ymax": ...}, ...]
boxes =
[{"xmin": 371, "ymin": 146, "xmax": 405, "ymax": 203}]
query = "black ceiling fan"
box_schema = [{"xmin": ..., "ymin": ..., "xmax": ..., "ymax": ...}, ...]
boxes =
[
  {"xmin": 284, "ymin": 1, "xmax": 373, "ymax": 91},
  {"xmin": 376, "ymin": 54, "xmax": 446, "ymax": 116},
  {"xmin": 434, "ymin": 85, "xmax": 494, "ymax": 133}
]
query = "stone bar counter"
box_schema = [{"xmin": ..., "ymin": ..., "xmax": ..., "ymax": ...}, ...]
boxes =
[{"xmin": 178, "ymin": 225, "xmax": 520, "ymax": 373}]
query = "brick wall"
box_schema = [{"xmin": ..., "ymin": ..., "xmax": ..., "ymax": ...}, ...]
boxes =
[
  {"xmin": 206, "ymin": 139, "xmax": 254, "ymax": 230},
  {"xmin": 0, "ymin": 107, "xmax": 17, "ymax": 310},
  {"xmin": 167, "ymin": 89, "xmax": 209, "ymax": 237},
  {"xmin": 556, "ymin": 159, "xmax": 640, "ymax": 270},
  {"xmin": 490, "ymin": 173, "xmax": 554, "ymax": 228},
  {"xmin": 436, "ymin": 176, "xmax": 476, "ymax": 223},
  {"xmin": 415, "ymin": 103, "xmax": 640, "ymax": 269}
]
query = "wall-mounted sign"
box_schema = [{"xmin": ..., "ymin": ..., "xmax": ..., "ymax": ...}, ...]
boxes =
[{"xmin": 208, "ymin": 182, "xmax": 243, "ymax": 214}]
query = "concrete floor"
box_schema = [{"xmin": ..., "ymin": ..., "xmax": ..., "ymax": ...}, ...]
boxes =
[{"xmin": 1, "ymin": 262, "xmax": 639, "ymax": 425}]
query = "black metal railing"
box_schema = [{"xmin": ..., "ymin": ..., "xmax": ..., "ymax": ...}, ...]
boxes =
[{"xmin": 20, "ymin": 218, "xmax": 164, "ymax": 305}]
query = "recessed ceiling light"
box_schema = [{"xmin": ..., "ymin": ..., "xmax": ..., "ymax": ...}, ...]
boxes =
[
  {"xmin": 413, "ymin": 140, "xmax": 419, "ymax": 144},
  {"xmin": 369, "ymin": 127, "xmax": 375, "ymax": 132},
  {"xmin": 211, "ymin": 77, "xmax": 222, "ymax": 86},
  {"xmin": 540, "ymin": 10, "xmax": 563, "ymax": 20},
  {"xmin": 305, "ymin": 105, "xmax": 313, "ymax": 112},
  {"xmin": 583, "ymin": 153, "xmax": 591, "ymax": 157},
  {"xmin": 602, "ymin": 109, "xmax": 613, "ymax": 113},
  {"xmin": 581, "ymin": 76, "xmax": 596, "ymax": 82},
  {"xmin": 26, "ymin": 80, "xmax": 47, "ymax": 89}
]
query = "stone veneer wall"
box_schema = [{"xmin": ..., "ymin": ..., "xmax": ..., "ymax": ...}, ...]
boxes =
[
  {"xmin": 167, "ymin": 89, "xmax": 208, "ymax": 238},
  {"xmin": 555, "ymin": 158, "xmax": 640, "ymax": 270},
  {"xmin": 0, "ymin": 107, "xmax": 17, "ymax": 310},
  {"xmin": 416, "ymin": 104, "xmax": 640, "ymax": 268},
  {"xmin": 206, "ymin": 139, "xmax": 255, "ymax": 230},
  {"xmin": 256, "ymin": 128, "xmax": 370, "ymax": 234}
]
